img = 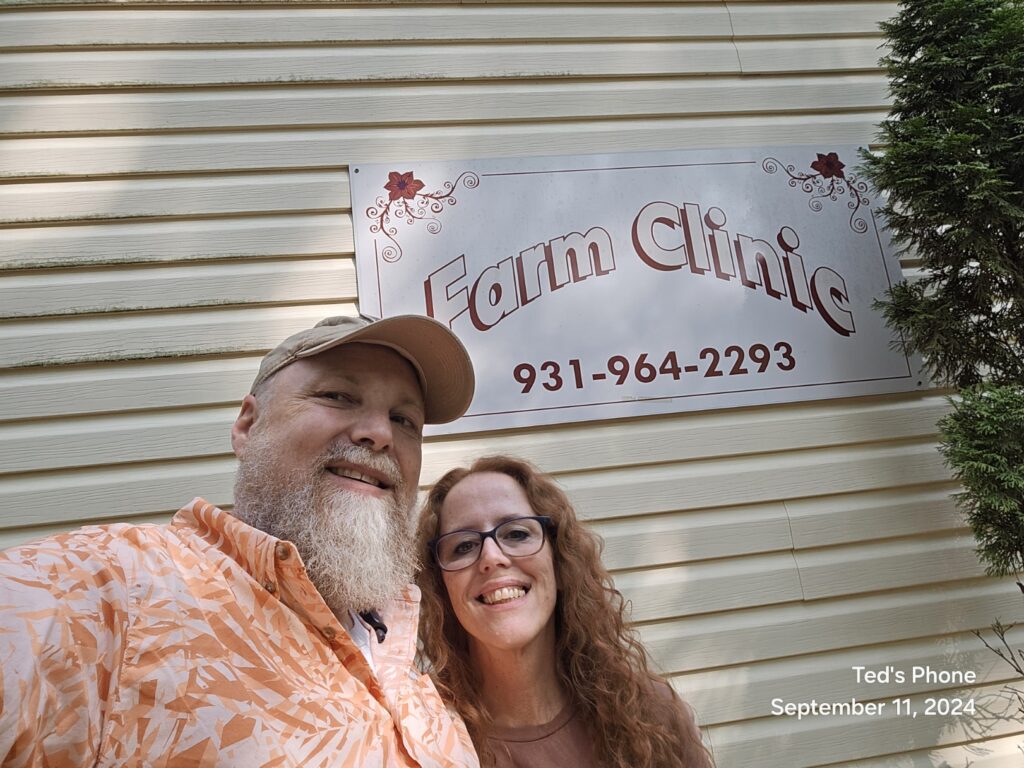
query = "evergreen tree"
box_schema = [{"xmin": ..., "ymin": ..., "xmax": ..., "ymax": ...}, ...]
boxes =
[
  {"xmin": 861, "ymin": 0, "xmax": 1024, "ymax": 390},
  {"xmin": 939, "ymin": 386, "xmax": 1024, "ymax": 576},
  {"xmin": 860, "ymin": 0, "xmax": 1024, "ymax": 586}
]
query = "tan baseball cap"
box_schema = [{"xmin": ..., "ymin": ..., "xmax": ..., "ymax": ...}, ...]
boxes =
[{"xmin": 250, "ymin": 314, "xmax": 475, "ymax": 424}]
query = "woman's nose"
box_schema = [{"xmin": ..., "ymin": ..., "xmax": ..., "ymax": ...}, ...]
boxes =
[{"xmin": 477, "ymin": 535, "xmax": 511, "ymax": 570}]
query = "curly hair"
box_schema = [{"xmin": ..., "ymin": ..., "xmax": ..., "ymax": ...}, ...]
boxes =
[{"xmin": 415, "ymin": 455, "xmax": 714, "ymax": 768}]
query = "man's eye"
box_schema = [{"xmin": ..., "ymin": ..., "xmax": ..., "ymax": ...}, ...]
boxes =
[
  {"xmin": 392, "ymin": 413, "xmax": 422, "ymax": 432},
  {"xmin": 322, "ymin": 391, "xmax": 352, "ymax": 401}
]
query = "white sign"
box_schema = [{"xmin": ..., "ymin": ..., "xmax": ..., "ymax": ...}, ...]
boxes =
[{"xmin": 350, "ymin": 146, "xmax": 923, "ymax": 435}]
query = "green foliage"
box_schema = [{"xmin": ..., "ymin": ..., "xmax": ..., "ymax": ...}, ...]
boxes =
[
  {"xmin": 861, "ymin": 0, "xmax": 1024, "ymax": 588},
  {"xmin": 940, "ymin": 385, "xmax": 1024, "ymax": 575},
  {"xmin": 860, "ymin": 0, "xmax": 1024, "ymax": 388}
]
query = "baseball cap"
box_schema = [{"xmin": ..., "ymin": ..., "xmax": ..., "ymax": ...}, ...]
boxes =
[{"xmin": 250, "ymin": 314, "xmax": 475, "ymax": 424}]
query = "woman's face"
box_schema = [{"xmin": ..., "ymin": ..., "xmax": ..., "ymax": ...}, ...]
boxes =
[{"xmin": 438, "ymin": 471, "xmax": 558, "ymax": 658}]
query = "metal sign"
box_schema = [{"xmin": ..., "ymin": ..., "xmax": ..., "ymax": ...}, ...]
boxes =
[{"xmin": 350, "ymin": 146, "xmax": 923, "ymax": 435}]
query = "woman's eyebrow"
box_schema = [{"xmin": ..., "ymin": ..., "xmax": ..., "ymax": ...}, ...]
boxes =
[{"xmin": 443, "ymin": 515, "xmax": 526, "ymax": 534}]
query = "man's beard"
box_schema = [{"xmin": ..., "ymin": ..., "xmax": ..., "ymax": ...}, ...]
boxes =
[{"xmin": 232, "ymin": 438, "xmax": 419, "ymax": 615}]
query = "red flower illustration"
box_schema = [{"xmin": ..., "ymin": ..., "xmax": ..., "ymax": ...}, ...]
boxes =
[
  {"xmin": 384, "ymin": 171, "xmax": 425, "ymax": 201},
  {"xmin": 367, "ymin": 169, "xmax": 480, "ymax": 262},
  {"xmin": 762, "ymin": 152, "xmax": 869, "ymax": 233},
  {"xmin": 810, "ymin": 152, "xmax": 845, "ymax": 179}
]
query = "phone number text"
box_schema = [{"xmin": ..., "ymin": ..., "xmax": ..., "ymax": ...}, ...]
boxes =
[{"xmin": 513, "ymin": 342, "xmax": 796, "ymax": 394}]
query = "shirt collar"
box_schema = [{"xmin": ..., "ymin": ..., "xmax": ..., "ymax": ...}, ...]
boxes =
[
  {"xmin": 172, "ymin": 498, "xmax": 421, "ymax": 665},
  {"xmin": 172, "ymin": 497, "xmax": 286, "ymax": 587}
]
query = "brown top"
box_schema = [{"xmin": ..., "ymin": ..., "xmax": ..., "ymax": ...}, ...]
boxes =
[
  {"xmin": 488, "ymin": 703, "xmax": 598, "ymax": 768},
  {"xmin": 485, "ymin": 682, "xmax": 708, "ymax": 768}
]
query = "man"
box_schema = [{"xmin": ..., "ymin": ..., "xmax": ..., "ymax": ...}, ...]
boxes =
[{"xmin": 0, "ymin": 314, "xmax": 480, "ymax": 768}]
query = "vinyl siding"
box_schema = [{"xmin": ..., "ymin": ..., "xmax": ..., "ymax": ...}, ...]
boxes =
[{"xmin": 1, "ymin": 2, "xmax": 1020, "ymax": 765}]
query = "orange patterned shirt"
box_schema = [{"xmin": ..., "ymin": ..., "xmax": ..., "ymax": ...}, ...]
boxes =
[{"xmin": 0, "ymin": 499, "xmax": 479, "ymax": 768}]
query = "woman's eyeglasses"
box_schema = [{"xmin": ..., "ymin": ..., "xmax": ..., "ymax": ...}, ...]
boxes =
[{"xmin": 429, "ymin": 516, "xmax": 554, "ymax": 572}]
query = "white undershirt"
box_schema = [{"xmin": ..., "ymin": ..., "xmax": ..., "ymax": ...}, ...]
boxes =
[{"xmin": 344, "ymin": 609, "xmax": 377, "ymax": 672}]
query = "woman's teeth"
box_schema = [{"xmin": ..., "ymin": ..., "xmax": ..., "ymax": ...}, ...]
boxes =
[{"xmin": 480, "ymin": 587, "xmax": 527, "ymax": 605}]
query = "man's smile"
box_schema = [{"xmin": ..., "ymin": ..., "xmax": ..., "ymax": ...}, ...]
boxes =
[{"xmin": 327, "ymin": 465, "xmax": 387, "ymax": 489}]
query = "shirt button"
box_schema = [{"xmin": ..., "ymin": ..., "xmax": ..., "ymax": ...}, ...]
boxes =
[
  {"xmin": 263, "ymin": 581, "xmax": 277, "ymax": 594},
  {"xmin": 275, "ymin": 543, "xmax": 291, "ymax": 560},
  {"xmin": 320, "ymin": 626, "xmax": 336, "ymax": 641}
]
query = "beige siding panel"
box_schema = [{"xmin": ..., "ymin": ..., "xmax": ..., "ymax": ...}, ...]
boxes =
[
  {"xmin": 0, "ymin": 114, "xmax": 886, "ymax": 179},
  {"xmin": 0, "ymin": 457, "xmax": 237, "ymax": 529},
  {"xmin": 638, "ymin": 580, "xmax": 1024, "ymax": 672},
  {"xmin": 0, "ymin": 76, "xmax": 890, "ymax": 135},
  {"xmin": 727, "ymin": 2, "xmax": 894, "ymax": 37},
  {"xmin": 0, "ymin": 438, "xmax": 944, "ymax": 528},
  {"xmin": 0, "ymin": 4, "xmax": 899, "ymax": 48},
  {"xmin": 385, "ymin": 395, "xmax": 949, "ymax": 484},
  {"xmin": 735, "ymin": 37, "xmax": 885, "ymax": 73},
  {"xmin": 615, "ymin": 553, "xmax": 804, "ymax": 621},
  {"xmin": 0, "ymin": 406, "xmax": 237, "ymax": 474},
  {"xmin": 595, "ymin": 485, "xmax": 962, "ymax": 570},
  {"xmin": 0, "ymin": 173, "xmax": 349, "ymax": 224},
  {"xmin": 0, "ymin": 7, "xmax": 736, "ymax": 45},
  {"xmin": 0, "ymin": 4, "xmax": 892, "ymax": 48},
  {"xmin": 0, "ymin": 397, "xmax": 946, "ymax": 536},
  {"xmin": 0, "ymin": 0, "xmax": 807, "ymax": 6},
  {"xmin": 903, "ymin": 265, "xmax": 928, "ymax": 284},
  {"xmin": 0, "ymin": 358, "xmax": 258, "ymax": 421},
  {"xmin": 706, "ymin": 682, "xmax": 1021, "ymax": 767},
  {"xmin": 0, "ymin": 303, "xmax": 352, "ymax": 368},
  {"xmin": 18, "ymin": 357, "xmax": 920, "ymax": 426},
  {"xmin": 564, "ymin": 442, "xmax": 948, "ymax": 521},
  {"xmin": 0, "ymin": 43, "xmax": 744, "ymax": 89},
  {"xmin": 594, "ymin": 503, "xmax": 794, "ymax": 570},
  {"xmin": 786, "ymin": 484, "xmax": 962, "ymax": 548},
  {"xmin": 1, "ymin": 390, "xmax": 945, "ymax": 476},
  {"xmin": 796, "ymin": 533, "xmax": 987, "ymax": 599},
  {"xmin": 1, "ymin": 39, "xmax": 881, "ymax": 88},
  {"xmin": 0, "ymin": 216, "xmax": 350, "ymax": 269},
  {"xmin": 675, "ymin": 629, "xmax": 1020, "ymax": 724},
  {"xmin": 0, "ymin": 259, "xmax": 356, "ymax": 318},
  {"xmin": 843, "ymin": 733, "xmax": 1024, "ymax": 767}
]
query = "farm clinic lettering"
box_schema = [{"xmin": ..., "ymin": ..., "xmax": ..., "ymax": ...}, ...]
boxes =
[{"xmin": 424, "ymin": 201, "xmax": 855, "ymax": 337}]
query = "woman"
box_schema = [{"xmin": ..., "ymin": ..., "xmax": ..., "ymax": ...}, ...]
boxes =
[{"xmin": 416, "ymin": 455, "xmax": 714, "ymax": 768}]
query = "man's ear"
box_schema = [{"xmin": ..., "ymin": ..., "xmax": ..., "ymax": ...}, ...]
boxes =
[{"xmin": 231, "ymin": 394, "xmax": 261, "ymax": 458}]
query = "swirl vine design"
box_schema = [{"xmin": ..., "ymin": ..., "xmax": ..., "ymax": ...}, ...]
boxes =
[
  {"xmin": 365, "ymin": 170, "xmax": 481, "ymax": 262},
  {"xmin": 761, "ymin": 152, "xmax": 871, "ymax": 233}
]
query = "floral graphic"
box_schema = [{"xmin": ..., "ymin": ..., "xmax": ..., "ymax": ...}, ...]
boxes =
[
  {"xmin": 384, "ymin": 171, "xmax": 425, "ymax": 201},
  {"xmin": 366, "ymin": 170, "xmax": 481, "ymax": 262},
  {"xmin": 762, "ymin": 151, "xmax": 870, "ymax": 233},
  {"xmin": 810, "ymin": 152, "xmax": 845, "ymax": 179}
]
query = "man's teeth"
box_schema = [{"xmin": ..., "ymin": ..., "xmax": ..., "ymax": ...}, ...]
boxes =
[
  {"xmin": 330, "ymin": 468, "xmax": 382, "ymax": 487},
  {"xmin": 480, "ymin": 587, "xmax": 527, "ymax": 605}
]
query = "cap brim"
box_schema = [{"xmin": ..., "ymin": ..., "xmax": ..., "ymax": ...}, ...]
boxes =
[{"xmin": 295, "ymin": 314, "xmax": 475, "ymax": 424}]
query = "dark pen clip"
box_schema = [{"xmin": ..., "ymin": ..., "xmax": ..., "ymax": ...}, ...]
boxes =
[{"xmin": 359, "ymin": 610, "xmax": 388, "ymax": 643}]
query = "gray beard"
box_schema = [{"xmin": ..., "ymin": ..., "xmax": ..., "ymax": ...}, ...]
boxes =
[{"xmin": 232, "ymin": 441, "xmax": 418, "ymax": 615}]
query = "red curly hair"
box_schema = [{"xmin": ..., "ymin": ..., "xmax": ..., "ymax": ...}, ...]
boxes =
[{"xmin": 415, "ymin": 455, "xmax": 714, "ymax": 768}]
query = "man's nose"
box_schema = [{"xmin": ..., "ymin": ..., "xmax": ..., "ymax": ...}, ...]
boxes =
[{"xmin": 349, "ymin": 408, "xmax": 393, "ymax": 452}]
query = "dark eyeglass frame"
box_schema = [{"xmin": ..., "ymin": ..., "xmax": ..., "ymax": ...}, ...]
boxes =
[{"xmin": 429, "ymin": 515, "xmax": 555, "ymax": 572}]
